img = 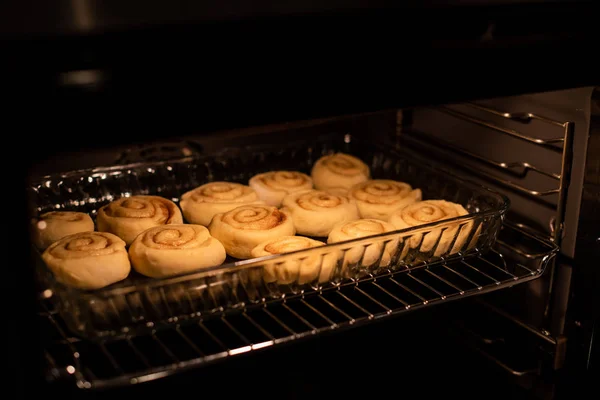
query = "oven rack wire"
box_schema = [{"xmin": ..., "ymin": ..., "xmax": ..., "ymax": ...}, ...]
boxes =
[{"xmin": 41, "ymin": 222, "xmax": 557, "ymax": 390}]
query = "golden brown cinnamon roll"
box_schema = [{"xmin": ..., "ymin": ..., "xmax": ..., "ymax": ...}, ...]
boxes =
[
  {"xmin": 251, "ymin": 236, "xmax": 337, "ymax": 285},
  {"xmin": 208, "ymin": 205, "xmax": 295, "ymax": 259},
  {"xmin": 249, "ymin": 171, "xmax": 313, "ymax": 207},
  {"xmin": 281, "ymin": 190, "xmax": 360, "ymax": 237},
  {"xmin": 349, "ymin": 179, "xmax": 422, "ymax": 220},
  {"xmin": 129, "ymin": 224, "xmax": 226, "ymax": 278},
  {"xmin": 41, "ymin": 231, "xmax": 130, "ymax": 290},
  {"xmin": 31, "ymin": 211, "xmax": 95, "ymax": 250},
  {"xmin": 388, "ymin": 200, "xmax": 474, "ymax": 257},
  {"xmin": 180, "ymin": 182, "xmax": 263, "ymax": 226},
  {"xmin": 96, "ymin": 195, "xmax": 183, "ymax": 246},
  {"xmin": 311, "ymin": 153, "xmax": 370, "ymax": 195},
  {"xmin": 328, "ymin": 219, "xmax": 398, "ymax": 267}
]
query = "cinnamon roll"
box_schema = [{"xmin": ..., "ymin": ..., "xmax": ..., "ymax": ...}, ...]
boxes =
[
  {"xmin": 31, "ymin": 211, "xmax": 95, "ymax": 250},
  {"xmin": 129, "ymin": 224, "xmax": 227, "ymax": 278},
  {"xmin": 208, "ymin": 205, "xmax": 295, "ymax": 259},
  {"xmin": 311, "ymin": 153, "xmax": 370, "ymax": 195},
  {"xmin": 249, "ymin": 171, "xmax": 313, "ymax": 207},
  {"xmin": 180, "ymin": 182, "xmax": 263, "ymax": 226},
  {"xmin": 328, "ymin": 219, "xmax": 398, "ymax": 267},
  {"xmin": 96, "ymin": 195, "xmax": 183, "ymax": 246},
  {"xmin": 251, "ymin": 236, "xmax": 337, "ymax": 285},
  {"xmin": 41, "ymin": 231, "xmax": 130, "ymax": 290},
  {"xmin": 281, "ymin": 190, "xmax": 360, "ymax": 237},
  {"xmin": 349, "ymin": 179, "xmax": 422, "ymax": 220},
  {"xmin": 388, "ymin": 200, "xmax": 474, "ymax": 257}
]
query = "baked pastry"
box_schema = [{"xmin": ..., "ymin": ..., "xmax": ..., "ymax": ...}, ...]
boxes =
[
  {"xmin": 31, "ymin": 211, "xmax": 94, "ymax": 250},
  {"xmin": 388, "ymin": 199, "xmax": 474, "ymax": 257},
  {"xmin": 249, "ymin": 171, "xmax": 313, "ymax": 207},
  {"xmin": 251, "ymin": 236, "xmax": 338, "ymax": 285},
  {"xmin": 96, "ymin": 195, "xmax": 183, "ymax": 246},
  {"xmin": 327, "ymin": 218, "xmax": 398, "ymax": 268},
  {"xmin": 208, "ymin": 205, "xmax": 295, "ymax": 259},
  {"xmin": 349, "ymin": 179, "xmax": 422, "ymax": 220},
  {"xmin": 281, "ymin": 190, "xmax": 360, "ymax": 237},
  {"xmin": 180, "ymin": 182, "xmax": 263, "ymax": 226},
  {"xmin": 129, "ymin": 224, "xmax": 227, "ymax": 278},
  {"xmin": 41, "ymin": 231, "xmax": 130, "ymax": 290},
  {"xmin": 311, "ymin": 153, "xmax": 370, "ymax": 195}
]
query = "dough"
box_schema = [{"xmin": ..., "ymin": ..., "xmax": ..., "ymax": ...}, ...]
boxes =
[
  {"xmin": 129, "ymin": 224, "xmax": 226, "ymax": 278},
  {"xmin": 180, "ymin": 182, "xmax": 263, "ymax": 226},
  {"xmin": 41, "ymin": 231, "xmax": 130, "ymax": 290},
  {"xmin": 31, "ymin": 211, "xmax": 94, "ymax": 250},
  {"xmin": 328, "ymin": 218, "xmax": 398, "ymax": 268},
  {"xmin": 251, "ymin": 236, "xmax": 337, "ymax": 285},
  {"xmin": 249, "ymin": 171, "xmax": 313, "ymax": 207},
  {"xmin": 311, "ymin": 153, "xmax": 370, "ymax": 195},
  {"xmin": 208, "ymin": 205, "xmax": 295, "ymax": 259},
  {"xmin": 281, "ymin": 189, "xmax": 360, "ymax": 237},
  {"xmin": 96, "ymin": 195, "xmax": 183, "ymax": 246},
  {"xmin": 348, "ymin": 179, "xmax": 422, "ymax": 220},
  {"xmin": 388, "ymin": 199, "xmax": 475, "ymax": 258}
]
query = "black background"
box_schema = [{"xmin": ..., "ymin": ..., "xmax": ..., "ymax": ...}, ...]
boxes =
[{"xmin": 6, "ymin": 1, "xmax": 599, "ymax": 398}]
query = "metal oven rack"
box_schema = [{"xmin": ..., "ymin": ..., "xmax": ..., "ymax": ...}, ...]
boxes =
[
  {"xmin": 41, "ymin": 222, "xmax": 557, "ymax": 389},
  {"xmin": 37, "ymin": 101, "xmax": 570, "ymax": 389}
]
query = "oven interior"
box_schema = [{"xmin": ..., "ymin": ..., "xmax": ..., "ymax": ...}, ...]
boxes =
[{"xmin": 29, "ymin": 85, "xmax": 595, "ymax": 398}]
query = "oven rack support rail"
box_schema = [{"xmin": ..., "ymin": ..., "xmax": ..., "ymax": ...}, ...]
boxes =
[
  {"xmin": 403, "ymin": 102, "xmax": 573, "ymax": 245},
  {"xmin": 41, "ymin": 223, "xmax": 557, "ymax": 390}
]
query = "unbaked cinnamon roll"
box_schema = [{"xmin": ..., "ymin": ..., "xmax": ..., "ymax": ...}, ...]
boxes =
[
  {"xmin": 349, "ymin": 179, "xmax": 422, "ymax": 220},
  {"xmin": 281, "ymin": 190, "xmax": 360, "ymax": 237},
  {"xmin": 129, "ymin": 224, "xmax": 226, "ymax": 278},
  {"xmin": 31, "ymin": 211, "xmax": 95, "ymax": 250},
  {"xmin": 388, "ymin": 200, "xmax": 474, "ymax": 257},
  {"xmin": 249, "ymin": 171, "xmax": 313, "ymax": 207},
  {"xmin": 180, "ymin": 182, "xmax": 263, "ymax": 226},
  {"xmin": 251, "ymin": 236, "xmax": 337, "ymax": 285},
  {"xmin": 41, "ymin": 231, "xmax": 130, "ymax": 290},
  {"xmin": 96, "ymin": 195, "xmax": 183, "ymax": 246},
  {"xmin": 311, "ymin": 153, "xmax": 370, "ymax": 195},
  {"xmin": 208, "ymin": 205, "xmax": 295, "ymax": 259},
  {"xmin": 328, "ymin": 218, "xmax": 398, "ymax": 268}
]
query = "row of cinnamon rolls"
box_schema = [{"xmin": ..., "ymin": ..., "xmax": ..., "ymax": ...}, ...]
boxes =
[{"xmin": 32, "ymin": 152, "xmax": 474, "ymax": 291}]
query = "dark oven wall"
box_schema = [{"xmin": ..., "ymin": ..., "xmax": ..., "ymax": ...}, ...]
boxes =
[{"xmin": 9, "ymin": 1, "xmax": 599, "ymax": 164}]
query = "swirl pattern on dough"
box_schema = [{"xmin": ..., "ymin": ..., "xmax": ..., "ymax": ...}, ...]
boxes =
[
  {"xmin": 31, "ymin": 211, "xmax": 95, "ymax": 249},
  {"xmin": 249, "ymin": 171, "xmax": 313, "ymax": 207},
  {"xmin": 251, "ymin": 236, "xmax": 336, "ymax": 285},
  {"xmin": 281, "ymin": 190, "xmax": 360, "ymax": 237},
  {"xmin": 311, "ymin": 153, "xmax": 370, "ymax": 195},
  {"xmin": 389, "ymin": 200, "xmax": 474, "ymax": 257},
  {"xmin": 42, "ymin": 231, "xmax": 130, "ymax": 289},
  {"xmin": 209, "ymin": 205, "xmax": 296, "ymax": 259},
  {"xmin": 180, "ymin": 182, "xmax": 262, "ymax": 226},
  {"xmin": 129, "ymin": 224, "xmax": 226, "ymax": 278},
  {"xmin": 97, "ymin": 195, "xmax": 183, "ymax": 245},
  {"xmin": 221, "ymin": 205, "xmax": 288, "ymax": 230},
  {"xmin": 349, "ymin": 179, "xmax": 422, "ymax": 220}
]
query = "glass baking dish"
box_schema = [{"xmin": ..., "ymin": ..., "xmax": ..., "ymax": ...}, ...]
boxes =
[{"xmin": 28, "ymin": 134, "xmax": 509, "ymax": 340}]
